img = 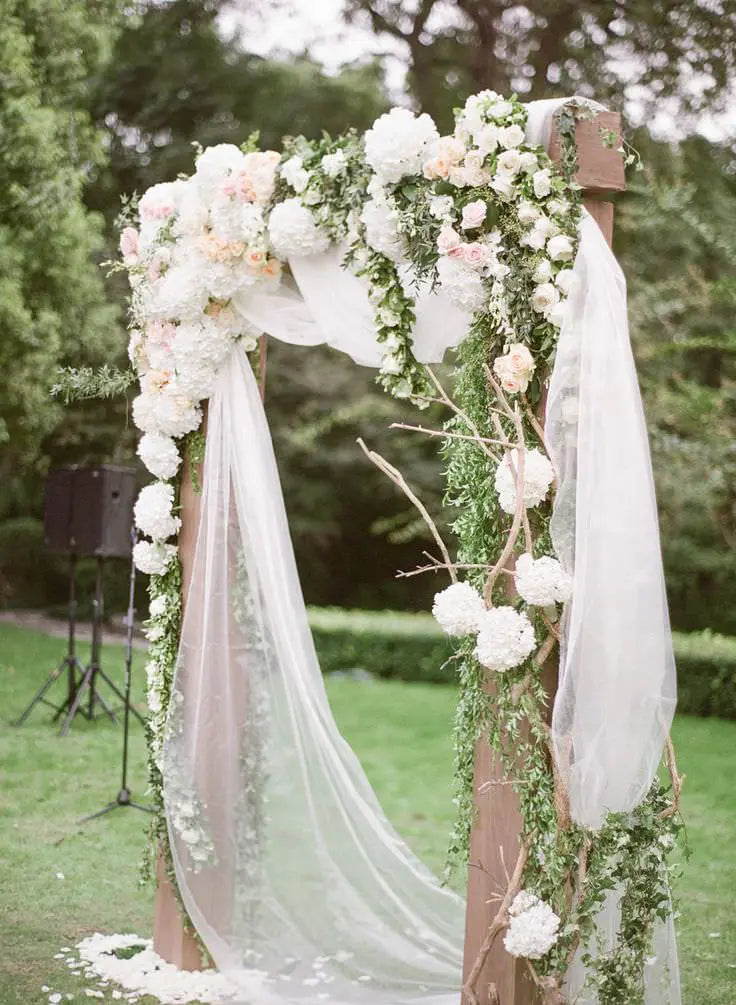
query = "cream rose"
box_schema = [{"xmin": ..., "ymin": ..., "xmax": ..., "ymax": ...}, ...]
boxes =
[
  {"xmin": 555, "ymin": 268, "xmax": 576, "ymax": 295},
  {"xmin": 474, "ymin": 123, "xmax": 499, "ymax": 155},
  {"xmin": 461, "ymin": 200, "xmax": 487, "ymax": 230},
  {"xmin": 532, "ymin": 258, "xmax": 553, "ymax": 283},
  {"xmin": 530, "ymin": 282, "xmax": 560, "ymax": 314},
  {"xmin": 491, "ymin": 176, "xmax": 514, "ymax": 201},
  {"xmin": 437, "ymin": 226, "xmax": 462, "ymax": 253},
  {"xmin": 547, "ymin": 234, "xmax": 574, "ymax": 261},
  {"xmin": 517, "ymin": 201, "xmax": 541, "ymax": 225},
  {"xmin": 532, "ymin": 168, "xmax": 552, "ymax": 198},
  {"xmin": 496, "ymin": 149, "xmax": 522, "ymax": 177},
  {"xmin": 498, "ymin": 124, "xmax": 525, "ymax": 149},
  {"xmin": 519, "ymin": 152, "xmax": 538, "ymax": 174}
]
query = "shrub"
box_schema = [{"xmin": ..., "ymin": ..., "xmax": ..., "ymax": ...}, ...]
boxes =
[{"xmin": 308, "ymin": 608, "xmax": 736, "ymax": 720}]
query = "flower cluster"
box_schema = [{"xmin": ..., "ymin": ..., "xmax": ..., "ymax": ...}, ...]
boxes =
[
  {"xmin": 494, "ymin": 447, "xmax": 555, "ymax": 515},
  {"xmin": 433, "ymin": 583, "xmax": 536, "ymax": 674},
  {"xmin": 514, "ymin": 553, "xmax": 572, "ymax": 607},
  {"xmin": 492, "ymin": 343, "xmax": 535, "ymax": 395},
  {"xmin": 503, "ymin": 891, "xmax": 561, "ymax": 959}
]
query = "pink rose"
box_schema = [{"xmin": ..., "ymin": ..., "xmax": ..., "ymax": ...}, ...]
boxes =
[
  {"xmin": 119, "ymin": 227, "xmax": 139, "ymax": 259},
  {"xmin": 462, "ymin": 242, "xmax": 489, "ymax": 267},
  {"xmin": 461, "ymin": 200, "xmax": 487, "ymax": 230},
  {"xmin": 437, "ymin": 226, "xmax": 462, "ymax": 254},
  {"xmin": 448, "ymin": 245, "xmax": 466, "ymax": 259},
  {"xmin": 506, "ymin": 344, "xmax": 535, "ymax": 376}
]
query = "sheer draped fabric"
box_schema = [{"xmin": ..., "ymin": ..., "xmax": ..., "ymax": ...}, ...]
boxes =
[
  {"xmin": 162, "ymin": 99, "xmax": 679, "ymax": 1005},
  {"xmin": 163, "ymin": 347, "xmax": 465, "ymax": 1005}
]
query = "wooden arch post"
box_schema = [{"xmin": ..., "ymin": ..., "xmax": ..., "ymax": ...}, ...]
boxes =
[
  {"xmin": 461, "ymin": 109, "xmax": 625, "ymax": 1005},
  {"xmin": 151, "ymin": 107, "xmax": 626, "ymax": 978}
]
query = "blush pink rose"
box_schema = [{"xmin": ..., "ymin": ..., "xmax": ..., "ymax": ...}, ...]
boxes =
[
  {"xmin": 119, "ymin": 227, "xmax": 139, "ymax": 258},
  {"xmin": 437, "ymin": 226, "xmax": 462, "ymax": 254},
  {"xmin": 461, "ymin": 200, "xmax": 487, "ymax": 230},
  {"xmin": 462, "ymin": 242, "xmax": 489, "ymax": 267}
]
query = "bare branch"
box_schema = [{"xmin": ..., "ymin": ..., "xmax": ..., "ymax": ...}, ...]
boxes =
[{"xmin": 357, "ymin": 438, "xmax": 457, "ymax": 583}]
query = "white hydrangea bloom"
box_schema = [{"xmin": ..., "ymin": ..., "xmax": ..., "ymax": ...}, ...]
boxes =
[
  {"xmin": 474, "ymin": 606, "xmax": 536, "ymax": 672},
  {"xmin": 171, "ymin": 321, "xmax": 233, "ymax": 401},
  {"xmin": 268, "ymin": 198, "xmax": 329, "ymax": 258},
  {"xmin": 172, "ymin": 185, "xmax": 209, "ymax": 239},
  {"xmin": 503, "ymin": 891, "xmax": 560, "ymax": 959},
  {"xmin": 514, "ymin": 553, "xmax": 572, "ymax": 606},
  {"xmin": 149, "ymin": 262, "xmax": 209, "ymax": 322},
  {"xmin": 137, "ymin": 433, "xmax": 181, "ymax": 481},
  {"xmin": 432, "ymin": 582, "xmax": 486, "ymax": 636},
  {"xmin": 494, "ymin": 448, "xmax": 555, "ymax": 514},
  {"xmin": 364, "ymin": 107, "xmax": 439, "ymax": 183},
  {"xmin": 193, "ymin": 143, "xmax": 245, "ymax": 201},
  {"xmin": 132, "ymin": 383, "xmax": 202, "ymax": 439},
  {"xmin": 134, "ymin": 482, "xmax": 181, "ymax": 541},
  {"xmin": 436, "ymin": 256, "xmax": 487, "ymax": 313},
  {"xmin": 133, "ymin": 540, "xmax": 178, "ymax": 576},
  {"xmin": 361, "ymin": 195, "xmax": 404, "ymax": 261}
]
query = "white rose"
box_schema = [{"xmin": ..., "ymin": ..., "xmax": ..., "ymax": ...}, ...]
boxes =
[
  {"xmin": 320, "ymin": 149, "xmax": 347, "ymax": 177},
  {"xmin": 519, "ymin": 152, "xmax": 538, "ymax": 174},
  {"xmin": 547, "ymin": 299, "xmax": 568, "ymax": 328},
  {"xmin": 547, "ymin": 234, "xmax": 575, "ymax": 261},
  {"xmin": 530, "ymin": 282, "xmax": 560, "ymax": 314},
  {"xmin": 532, "ymin": 168, "xmax": 552, "ymax": 198},
  {"xmin": 532, "ymin": 259, "xmax": 553, "ymax": 283},
  {"xmin": 496, "ymin": 149, "xmax": 522, "ymax": 178},
  {"xmin": 491, "ymin": 176, "xmax": 514, "ymax": 201},
  {"xmin": 548, "ymin": 198, "xmax": 570, "ymax": 217},
  {"xmin": 555, "ymin": 268, "xmax": 576, "ymax": 295},
  {"xmin": 474, "ymin": 123, "xmax": 499, "ymax": 155},
  {"xmin": 281, "ymin": 155, "xmax": 310, "ymax": 193},
  {"xmin": 437, "ymin": 225, "xmax": 462, "ymax": 253},
  {"xmin": 488, "ymin": 99, "xmax": 514, "ymax": 120},
  {"xmin": 517, "ymin": 200, "xmax": 541, "ymax": 225},
  {"xmin": 498, "ymin": 124, "xmax": 525, "ymax": 149},
  {"xmin": 521, "ymin": 226, "xmax": 547, "ymax": 251},
  {"xmin": 429, "ymin": 195, "xmax": 454, "ymax": 220}
]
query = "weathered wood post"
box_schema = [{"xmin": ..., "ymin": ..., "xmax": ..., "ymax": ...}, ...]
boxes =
[
  {"xmin": 461, "ymin": 109, "xmax": 625, "ymax": 1005},
  {"xmin": 152, "ymin": 450, "xmax": 204, "ymax": 970}
]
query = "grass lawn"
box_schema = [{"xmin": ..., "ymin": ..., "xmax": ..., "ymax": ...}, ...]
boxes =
[{"xmin": 1, "ymin": 622, "xmax": 735, "ymax": 1004}]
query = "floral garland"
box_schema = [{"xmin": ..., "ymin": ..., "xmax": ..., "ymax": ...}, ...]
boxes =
[{"xmin": 110, "ymin": 91, "xmax": 681, "ymax": 1005}]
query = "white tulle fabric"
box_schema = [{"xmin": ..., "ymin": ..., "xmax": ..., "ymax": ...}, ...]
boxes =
[
  {"xmin": 163, "ymin": 345, "xmax": 465, "ymax": 1005},
  {"xmin": 163, "ymin": 98, "xmax": 679, "ymax": 1005}
]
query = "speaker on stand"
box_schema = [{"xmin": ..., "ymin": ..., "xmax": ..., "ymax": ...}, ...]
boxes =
[{"xmin": 13, "ymin": 465, "xmax": 145, "ymax": 736}]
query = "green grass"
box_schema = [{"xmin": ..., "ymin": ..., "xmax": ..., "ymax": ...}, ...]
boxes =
[{"xmin": 1, "ymin": 622, "xmax": 735, "ymax": 1004}]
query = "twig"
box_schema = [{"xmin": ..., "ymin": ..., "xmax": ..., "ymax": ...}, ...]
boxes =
[
  {"xmin": 659, "ymin": 730, "xmax": 685, "ymax": 819},
  {"xmin": 357, "ymin": 438, "xmax": 457, "ymax": 583},
  {"xmin": 521, "ymin": 393, "xmax": 550, "ymax": 454},
  {"xmin": 390, "ymin": 422, "xmax": 505, "ymax": 459}
]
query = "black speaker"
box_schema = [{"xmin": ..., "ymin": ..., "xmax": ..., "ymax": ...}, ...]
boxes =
[{"xmin": 44, "ymin": 466, "xmax": 137, "ymax": 558}]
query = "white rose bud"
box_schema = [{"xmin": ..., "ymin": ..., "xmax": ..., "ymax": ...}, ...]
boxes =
[
  {"xmin": 533, "ymin": 258, "xmax": 554, "ymax": 283},
  {"xmin": 547, "ymin": 234, "xmax": 575, "ymax": 261},
  {"xmin": 519, "ymin": 152, "xmax": 538, "ymax": 174},
  {"xmin": 555, "ymin": 268, "xmax": 576, "ymax": 295},
  {"xmin": 491, "ymin": 175, "xmax": 514, "ymax": 201},
  {"xmin": 532, "ymin": 168, "xmax": 552, "ymax": 198}
]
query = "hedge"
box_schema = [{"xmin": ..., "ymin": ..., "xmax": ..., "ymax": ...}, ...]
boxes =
[{"xmin": 308, "ymin": 608, "xmax": 736, "ymax": 720}]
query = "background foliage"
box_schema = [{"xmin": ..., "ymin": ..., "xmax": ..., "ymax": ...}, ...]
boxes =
[{"xmin": 1, "ymin": 0, "xmax": 735, "ymax": 634}]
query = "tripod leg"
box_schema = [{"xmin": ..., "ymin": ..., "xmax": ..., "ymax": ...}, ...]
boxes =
[
  {"xmin": 96, "ymin": 669, "xmax": 145, "ymax": 725},
  {"xmin": 59, "ymin": 666, "xmax": 94, "ymax": 737},
  {"xmin": 91, "ymin": 681, "xmax": 119, "ymax": 723},
  {"xmin": 13, "ymin": 664, "xmax": 64, "ymax": 725}
]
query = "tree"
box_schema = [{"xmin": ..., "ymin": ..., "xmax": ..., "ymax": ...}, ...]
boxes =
[
  {"xmin": 0, "ymin": 1, "xmax": 122, "ymax": 516},
  {"xmin": 344, "ymin": 0, "xmax": 736, "ymax": 129}
]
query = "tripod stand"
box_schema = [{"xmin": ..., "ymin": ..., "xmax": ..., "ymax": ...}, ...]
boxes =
[
  {"xmin": 13, "ymin": 555, "xmax": 87, "ymax": 727},
  {"xmin": 59, "ymin": 555, "xmax": 146, "ymax": 737},
  {"xmin": 81, "ymin": 526, "xmax": 151, "ymax": 820}
]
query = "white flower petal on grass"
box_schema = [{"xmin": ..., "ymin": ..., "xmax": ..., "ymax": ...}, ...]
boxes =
[
  {"xmin": 514, "ymin": 553, "xmax": 572, "ymax": 606},
  {"xmin": 475, "ymin": 607, "xmax": 535, "ymax": 672},
  {"xmin": 494, "ymin": 448, "xmax": 555, "ymax": 515},
  {"xmin": 432, "ymin": 582, "xmax": 486, "ymax": 636}
]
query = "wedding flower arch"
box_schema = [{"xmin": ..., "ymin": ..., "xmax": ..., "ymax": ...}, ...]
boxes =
[{"xmin": 112, "ymin": 92, "xmax": 682, "ymax": 1005}]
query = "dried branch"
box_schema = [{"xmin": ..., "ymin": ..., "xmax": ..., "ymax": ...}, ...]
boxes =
[
  {"xmin": 390, "ymin": 421, "xmax": 506, "ymax": 459},
  {"xmin": 659, "ymin": 731, "xmax": 685, "ymax": 820},
  {"xmin": 357, "ymin": 438, "xmax": 457, "ymax": 583}
]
